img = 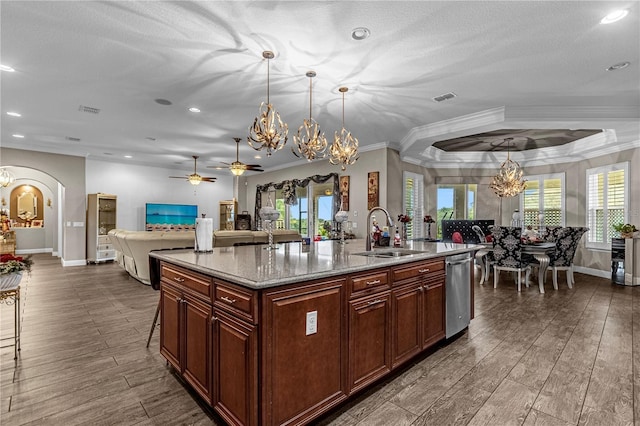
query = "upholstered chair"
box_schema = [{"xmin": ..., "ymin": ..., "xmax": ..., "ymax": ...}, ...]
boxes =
[
  {"xmin": 547, "ymin": 227, "xmax": 588, "ymax": 289},
  {"xmin": 541, "ymin": 226, "xmax": 564, "ymax": 242},
  {"xmin": 491, "ymin": 226, "xmax": 533, "ymax": 291}
]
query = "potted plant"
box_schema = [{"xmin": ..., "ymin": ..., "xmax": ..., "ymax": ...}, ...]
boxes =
[{"xmin": 614, "ymin": 223, "xmax": 638, "ymax": 238}]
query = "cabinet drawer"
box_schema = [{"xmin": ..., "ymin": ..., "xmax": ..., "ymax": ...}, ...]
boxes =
[
  {"xmin": 349, "ymin": 270, "xmax": 389, "ymax": 296},
  {"xmin": 98, "ymin": 250, "xmax": 115, "ymax": 259},
  {"xmin": 98, "ymin": 235, "xmax": 112, "ymax": 244},
  {"xmin": 98, "ymin": 243, "xmax": 114, "ymax": 251},
  {"xmin": 214, "ymin": 281, "xmax": 257, "ymax": 323},
  {"xmin": 161, "ymin": 263, "xmax": 212, "ymax": 299},
  {"xmin": 392, "ymin": 258, "xmax": 445, "ymax": 283}
]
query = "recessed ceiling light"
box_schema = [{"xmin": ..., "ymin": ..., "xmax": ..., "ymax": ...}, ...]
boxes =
[
  {"xmin": 145, "ymin": 137, "xmax": 156, "ymax": 141},
  {"xmin": 606, "ymin": 61, "xmax": 630, "ymax": 71},
  {"xmin": 155, "ymin": 98, "xmax": 172, "ymax": 106},
  {"xmin": 601, "ymin": 9, "xmax": 629, "ymax": 24},
  {"xmin": 6, "ymin": 111, "xmax": 21, "ymax": 117},
  {"xmin": 12, "ymin": 134, "xmax": 24, "ymax": 138},
  {"xmin": 254, "ymin": 155, "xmax": 261, "ymax": 159},
  {"xmin": 188, "ymin": 107, "xmax": 201, "ymax": 113},
  {"xmin": 0, "ymin": 64, "xmax": 15, "ymax": 72},
  {"xmin": 351, "ymin": 27, "xmax": 370, "ymax": 40},
  {"xmin": 124, "ymin": 155, "xmax": 132, "ymax": 159}
]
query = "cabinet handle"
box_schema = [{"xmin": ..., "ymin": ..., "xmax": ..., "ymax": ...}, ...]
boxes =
[
  {"xmin": 418, "ymin": 268, "xmax": 430, "ymax": 273},
  {"xmin": 211, "ymin": 316, "xmax": 218, "ymax": 323},
  {"xmin": 365, "ymin": 279, "xmax": 381, "ymax": 286},
  {"xmin": 220, "ymin": 296, "xmax": 237, "ymax": 304},
  {"xmin": 367, "ymin": 299, "xmax": 383, "ymax": 306},
  {"xmin": 173, "ymin": 276, "xmax": 185, "ymax": 283}
]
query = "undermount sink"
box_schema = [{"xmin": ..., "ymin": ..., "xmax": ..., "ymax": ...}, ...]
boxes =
[{"xmin": 352, "ymin": 248, "xmax": 425, "ymax": 258}]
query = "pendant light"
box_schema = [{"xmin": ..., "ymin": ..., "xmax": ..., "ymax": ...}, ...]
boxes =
[
  {"xmin": 329, "ymin": 87, "xmax": 359, "ymax": 171},
  {"xmin": 292, "ymin": 71, "xmax": 327, "ymax": 161},
  {"xmin": 248, "ymin": 51, "xmax": 288, "ymax": 156}
]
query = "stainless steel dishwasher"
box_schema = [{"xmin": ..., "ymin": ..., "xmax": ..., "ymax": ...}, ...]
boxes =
[{"xmin": 445, "ymin": 252, "xmax": 473, "ymax": 338}]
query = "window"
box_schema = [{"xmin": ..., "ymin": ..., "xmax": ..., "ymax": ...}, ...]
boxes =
[
  {"xmin": 586, "ymin": 162, "xmax": 629, "ymax": 249},
  {"xmin": 435, "ymin": 184, "xmax": 477, "ymax": 239},
  {"xmin": 519, "ymin": 173, "xmax": 565, "ymax": 228},
  {"xmin": 436, "ymin": 184, "xmax": 477, "ymax": 222},
  {"xmin": 403, "ymin": 172, "xmax": 424, "ymax": 239}
]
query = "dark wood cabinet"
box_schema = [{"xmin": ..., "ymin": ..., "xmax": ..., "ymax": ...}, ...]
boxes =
[
  {"xmin": 391, "ymin": 283, "xmax": 422, "ymax": 367},
  {"xmin": 159, "ymin": 264, "xmax": 213, "ymax": 404},
  {"xmin": 212, "ymin": 308, "xmax": 258, "ymax": 426},
  {"xmin": 422, "ymin": 278, "xmax": 445, "ymax": 348},
  {"xmin": 391, "ymin": 259, "xmax": 446, "ymax": 368},
  {"xmin": 348, "ymin": 291, "xmax": 391, "ymax": 392},
  {"xmin": 262, "ymin": 279, "xmax": 347, "ymax": 426},
  {"xmin": 160, "ymin": 284, "xmax": 212, "ymax": 403}
]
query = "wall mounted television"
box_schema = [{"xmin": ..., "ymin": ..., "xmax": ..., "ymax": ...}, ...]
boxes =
[{"xmin": 145, "ymin": 203, "xmax": 198, "ymax": 231}]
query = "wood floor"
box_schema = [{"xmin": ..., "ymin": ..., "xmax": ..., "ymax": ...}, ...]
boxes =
[{"xmin": 1, "ymin": 254, "xmax": 639, "ymax": 425}]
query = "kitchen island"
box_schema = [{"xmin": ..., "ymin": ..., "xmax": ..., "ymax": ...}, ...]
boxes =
[{"xmin": 150, "ymin": 240, "xmax": 478, "ymax": 426}]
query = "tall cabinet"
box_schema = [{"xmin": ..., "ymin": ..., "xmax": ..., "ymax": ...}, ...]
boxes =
[{"xmin": 87, "ymin": 193, "xmax": 117, "ymax": 263}]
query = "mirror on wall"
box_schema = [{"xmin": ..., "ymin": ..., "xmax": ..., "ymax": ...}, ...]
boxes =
[
  {"xmin": 17, "ymin": 191, "xmax": 37, "ymax": 220},
  {"xmin": 255, "ymin": 173, "xmax": 340, "ymax": 237},
  {"xmin": 10, "ymin": 184, "xmax": 44, "ymax": 227}
]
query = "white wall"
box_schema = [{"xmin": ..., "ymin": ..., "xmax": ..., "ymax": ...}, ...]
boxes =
[{"xmin": 85, "ymin": 159, "xmax": 235, "ymax": 231}]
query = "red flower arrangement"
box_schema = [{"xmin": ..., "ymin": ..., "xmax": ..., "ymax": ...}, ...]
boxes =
[
  {"xmin": 423, "ymin": 215, "xmax": 435, "ymax": 223},
  {"xmin": 0, "ymin": 253, "xmax": 33, "ymax": 275},
  {"xmin": 397, "ymin": 214, "xmax": 412, "ymax": 223}
]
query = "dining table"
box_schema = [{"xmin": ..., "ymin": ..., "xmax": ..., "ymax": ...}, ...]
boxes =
[{"xmin": 474, "ymin": 241, "xmax": 556, "ymax": 293}]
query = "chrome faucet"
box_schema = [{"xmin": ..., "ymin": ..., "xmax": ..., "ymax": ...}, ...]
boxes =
[{"xmin": 366, "ymin": 207, "xmax": 394, "ymax": 251}]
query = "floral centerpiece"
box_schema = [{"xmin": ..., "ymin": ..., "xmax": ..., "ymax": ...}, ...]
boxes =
[
  {"xmin": 423, "ymin": 215, "xmax": 435, "ymax": 240},
  {"xmin": 0, "ymin": 254, "xmax": 33, "ymax": 290},
  {"xmin": 397, "ymin": 214, "xmax": 411, "ymax": 241},
  {"xmin": 1, "ymin": 254, "xmax": 33, "ymax": 275}
]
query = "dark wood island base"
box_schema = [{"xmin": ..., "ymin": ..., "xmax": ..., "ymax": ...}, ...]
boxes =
[{"xmin": 151, "ymin": 242, "xmax": 475, "ymax": 425}]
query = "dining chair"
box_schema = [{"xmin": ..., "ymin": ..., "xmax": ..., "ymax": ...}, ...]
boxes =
[
  {"xmin": 541, "ymin": 226, "xmax": 564, "ymax": 242},
  {"xmin": 491, "ymin": 226, "xmax": 532, "ymax": 292},
  {"xmin": 547, "ymin": 227, "xmax": 588, "ymax": 289}
]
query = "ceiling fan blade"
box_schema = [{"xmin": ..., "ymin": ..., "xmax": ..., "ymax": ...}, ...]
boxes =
[
  {"xmin": 244, "ymin": 164, "xmax": 262, "ymax": 168},
  {"xmin": 201, "ymin": 177, "xmax": 217, "ymax": 182},
  {"xmin": 215, "ymin": 162, "xmax": 231, "ymax": 166},
  {"xmin": 169, "ymin": 176, "xmax": 187, "ymax": 179},
  {"xmin": 246, "ymin": 168, "xmax": 264, "ymax": 172}
]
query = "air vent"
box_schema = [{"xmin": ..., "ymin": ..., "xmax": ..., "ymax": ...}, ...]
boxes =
[
  {"xmin": 78, "ymin": 105, "xmax": 100, "ymax": 114},
  {"xmin": 65, "ymin": 136, "xmax": 81, "ymax": 142},
  {"xmin": 432, "ymin": 92, "xmax": 457, "ymax": 102}
]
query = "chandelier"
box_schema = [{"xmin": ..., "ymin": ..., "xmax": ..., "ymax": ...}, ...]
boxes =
[
  {"xmin": 292, "ymin": 71, "xmax": 327, "ymax": 161},
  {"xmin": 248, "ymin": 51, "xmax": 288, "ymax": 157},
  {"xmin": 329, "ymin": 87, "xmax": 359, "ymax": 171},
  {"xmin": 489, "ymin": 137, "xmax": 526, "ymax": 197},
  {"xmin": 0, "ymin": 168, "xmax": 15, "ymax": 187}
]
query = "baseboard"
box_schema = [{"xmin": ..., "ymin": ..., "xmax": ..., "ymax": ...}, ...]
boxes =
[
  {"xmin": 16, "ymin": 248, "xmax": 53, "ymax": 255},
  {"xmin": 62, "ymin": 259, "xmax": 88, "ymax": 267},
  {"xmin": 573, "ymin": 265, "xmax": 611, "ymax": 279}
]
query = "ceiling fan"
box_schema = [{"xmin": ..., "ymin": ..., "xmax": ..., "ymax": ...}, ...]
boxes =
[
  {"xmin": 169, "ymin": 155, "xmax": 217, "ymax": 185},
  {"xmin": 215, "ymin": 137, "xmax": 264, "ymax": 176}
]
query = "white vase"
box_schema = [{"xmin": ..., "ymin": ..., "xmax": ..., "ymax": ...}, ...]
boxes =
[{"xmin": 0, "ymin": 272, "xmax": 23, "ymax": 291}]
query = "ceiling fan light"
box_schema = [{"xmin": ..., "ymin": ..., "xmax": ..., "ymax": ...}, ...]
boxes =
[
  {"xmin": 230, "ymin": 165, "xmax": 246, "ymax": 176},
  {"xmin": 188, "ymin": 174, "xmax": 202, "ymax": 185}
]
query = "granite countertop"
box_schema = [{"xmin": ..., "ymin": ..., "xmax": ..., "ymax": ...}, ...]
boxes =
[{"xmin": 150, "ymin": 239, "xmax": 480, "ymax": 289}]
